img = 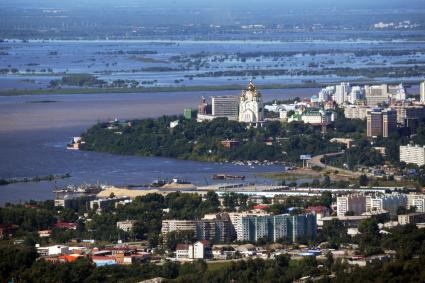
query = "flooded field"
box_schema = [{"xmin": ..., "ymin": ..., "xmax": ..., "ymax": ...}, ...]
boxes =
[{"xmin": 1, "ymin": 36, "xmax": 425, "ymax": 90}]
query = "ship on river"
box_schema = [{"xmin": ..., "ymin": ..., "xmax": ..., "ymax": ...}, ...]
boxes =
[{"xmin": 212, "ymin": 174, "xmax": 246, "ymax": 180}]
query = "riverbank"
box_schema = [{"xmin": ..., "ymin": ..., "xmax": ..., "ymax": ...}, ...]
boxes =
[
  {"xmin": 0, "ymin": 173, "xmax": 71, "ymax": 186},
  {"xmin": 0, "ymin": 78, "xmax": 421, "ymax": 97},
  {"xmin": 0, "ymin": 83, "xmax": 324, "ymax": 96}
]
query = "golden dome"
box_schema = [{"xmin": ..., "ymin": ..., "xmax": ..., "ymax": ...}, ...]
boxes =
[
  {"xmin": 247, "ymin": 80, "xmax": 261, "ymax": 97},
  {"xmin": 247, "ymin": 80, "xmax": 256, "ymax": 92}
]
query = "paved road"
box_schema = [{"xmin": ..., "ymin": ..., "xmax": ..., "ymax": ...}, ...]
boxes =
[{"xmin": 310, "ymin": 151, "xmax": 361, "ymax": 177}]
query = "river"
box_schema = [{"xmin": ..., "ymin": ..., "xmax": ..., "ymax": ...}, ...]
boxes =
[{"xmin": 0, "ymin": 88, "xmax": 316, "ymax": 205}]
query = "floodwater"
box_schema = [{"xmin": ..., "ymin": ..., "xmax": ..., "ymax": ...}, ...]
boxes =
[{"xmin": 1, "ymin": 39, "xmax": 424, "ymax": 89}]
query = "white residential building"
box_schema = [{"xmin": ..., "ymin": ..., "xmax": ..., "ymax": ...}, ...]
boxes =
[
  {"xmin": 420, "ymin": 81, "xmax": 425, "ymax": 104},
  {"xmin": 407, "ymin": 194, "xmax": 425, "ymax": 212},
  {"xmin": 89, "ymin": 197, "xmax": 131, "ymax": 212},
  {"xmin": 337, "ymin": 194, "xmax": 367, "ymax": 216},
  {"xmin": 400, "ymin": 144, "xmax": 425, "ymax": 166},
  {"xmin": 388, "ymin": 84, "xmax": 406, "ymax": 101},
  {"xmin": 161, "ymin": 220, "xmax": 198, "ymax": 238},
  {"xmin": 333, "ymin": 82, "xmax": 351, "ymax": 105},
  {"xmin": 398, "ymin": 212, "xmax": 425, "ymax": 225},
  {"xmin": 37, "ymin": 245, "xmax": 70, "ymax": 256},
  {"xmin": 317, "ymin": 86, "xmax": 335, "ymax": 102},
  {"xmin": 175, "ymin": 241, "xmax": 210, "ymax": 260},
  {"xmin": 228, "ymin": 211, "xmax": 268, "ymax": 241},
  {"xmin": 366, "ymin": 194, "xmax": 407, "ymax": 216},
  {"xmin": 348, "ymin": 86, "xmax": 365, "ymax": 104},
  {"xmin": 344, "ymin": 105, "xmax": 369, "ymax": 120},
  {"xmin": 175, "ymin": 244, "xmax": 191, "ymax": 259},
  {"xmin": 117, "ymin": 220, "xmax": 137, "ymax": 232}
]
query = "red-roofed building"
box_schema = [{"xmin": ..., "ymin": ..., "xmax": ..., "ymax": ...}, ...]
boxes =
[
  {"xmin": 55, "ymin": 222, "xmax": 77, "ymax": 230},
  {"xmin": 58, "ymin": 254, "xmax": 82, "ymax": 263},
  {"xmin": 175, "ymin": 244, "xmax": 191, "ymax": 259},
  {"xmin": 306, "ymin": 206, "xmax": 330, "ymax": 224},
  {"xmin": 253, "ymin": 205, "xmax": 270, "ymax": 210}
]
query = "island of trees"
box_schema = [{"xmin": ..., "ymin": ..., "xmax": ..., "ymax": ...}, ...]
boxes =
[{"xmin": 80, "ymin": 114, "xmax": 362, "ymax": 163}]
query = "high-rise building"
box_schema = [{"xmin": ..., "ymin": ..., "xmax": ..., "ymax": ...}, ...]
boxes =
[
  {"xmin": 317, "ymin": 86, "xmax": 335, "ymax": 102},
  {"xmin": 239, "ymin": 80, "xmax": 264, "ymax": 124},
  {"xmin": 162, "ymin": 214, "xmax": 234, "ymax": 243},
  {"xmin": 334, "ymin": 82, "xmax": 350, "ymax": 105},
  {"xmin": 348, "ymin": 86, "xmax": 365, "ymax": 104},
  {"xmin": 365, "ymin": 84, "xmax": 389, "ymax": 106},
  {"xmin": 382, "ymin": 108, "xmax": 397, "ymax": 137},
  {"xmin": 366, "ymin": 108, "xmax": 397, "ymax": 138},
  {"xmin": 400, "ymin": 144, "xmax": 425, "ymax": 166},
  {"xmin": 161, "ymin": 220, "xmax": 198, "ymax": 239},
  {"xmin": 366, "ymin": 193, "xmax": 407, "ymax": 216},
  {"xmin": 238, "ymin": 213, "xmax": 316, "ymax": 243},
  {"xmin": 420, "ymin": 81, "xmax": 425, "ymax": 104},
  {"xmin": 337, "ymin": 194, "xmax": 367, "ymax": 216},
  {"xmin": 367, "ymin": 109, "xmax": 384, "ymax": 137},
  {"xmin": 393, "ymin": 104, "xmax": 425, "ymax": 125},
  {"xmin": 387, "ymin": 84, "xmax": 406, "ymax": 101},
  {"xmin": 211, "ymin": 96, "xmax": 239, "ymax": 119}
]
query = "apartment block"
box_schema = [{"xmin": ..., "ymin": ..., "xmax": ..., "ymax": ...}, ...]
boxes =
[
  {"xmin": 162, "ymin": 213, "xmax": 234, "ymax": 243},
  {"xmin": 211, "ymin": 96, "xmax": 239, "ymax": 119},
  {"xmin": 400, "ymin": 144, "xmax": 425, "ymax": 166},
  {"xmin": 407, "ymin": 194, "xmax": 425, "ymax": 212},
  {"xmin": 366, "ymin": 193, "xmax": 407, "ymax": 216},
  {"xmin": 344, "ymin": 105, "xmax": 369, "ymax": 120},
  {"xmin": 398, "ymin": 212, "xmax": 425, "ymax": 225},
  {"xmin": 337, "ymin": 194, "xmax": 367, "ymax": 216},
  {"xmin": 238, "ymin": 213, "xmax": 316, "ymax": 243}
]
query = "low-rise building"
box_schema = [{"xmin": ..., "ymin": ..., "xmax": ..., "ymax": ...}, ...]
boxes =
[
  {"xmin": 90, "ymin": 197, "xmax": 131, "ymax": 212},
  {"xmin": 221, "ymin": 139, "xmax": 240, "ymax": 149},
  {"xmin": 344, "ymin": 105, "xmax": 369, "ymax": 120},
  {"xmin": 37, "ymin": 245, "xmax": 70, "ymax": 256},
  {"xmin": 175, "ymin": 241, "xmax": 211, "ymax": 260},
  {"xmin": 117, "ymin": 220, "xmax": 137, "ymax": 232},
  {"xmin": 175, "ymin": 244, "xmax": 191, "ymax": 259},
  {"xmin": 301, "ymin": 110, "xmax": 333, "ymax": 125}
]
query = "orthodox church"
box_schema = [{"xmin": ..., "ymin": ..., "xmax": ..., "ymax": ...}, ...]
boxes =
[{"xmin": 238, "ymin": 80, "xmax": 264, "ymax": 124}]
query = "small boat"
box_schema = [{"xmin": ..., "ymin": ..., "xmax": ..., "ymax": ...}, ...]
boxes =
[{"xmin": 66, "ymin": 137, "xmax": 85, "ymax": 150}]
